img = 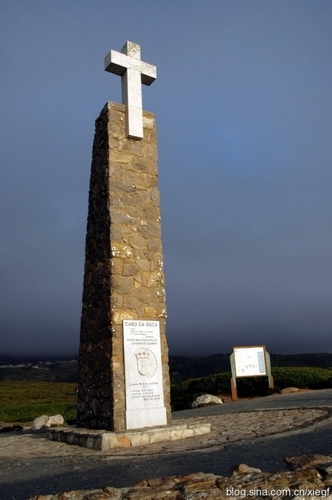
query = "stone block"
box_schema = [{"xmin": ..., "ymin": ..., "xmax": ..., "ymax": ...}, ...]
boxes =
[
  {"xmin": 122, "ymin": 296, "xmax": 144, "ymax": 310},
  {"xmin": 85, "ymin": 435, "xmax": 100, "ymax": 450},
  {"xmin": 111, "ymin": 243, "xmax": 134, "ymax": 258},
  {"xmin": 143, "ymin": 115, "xmax": 154, "ymax": 129},
  {"xmin": 127, "ymin": 233, "xmax": 147, "ymax": 249},
  {"xmin": 100, "ymin": 434, "xmax": 116, "ymax": 450},
  {"xmin": 59, "ymin": 431, "xmax": 67, "ymax": 443},
  {"xmin": 169, "ymin": 429, "xmax": 185, "ymax": 440},
  {"xmin": 144, "ymin": 305, "xmax": 166, "ymax": 318},
  {"xmin": 182, "ymin": 429, "xmax": 195, "ymax": 439},
  {"xmin": 112, "ymin": 310, "xmax": 138, "ymax": 324},
  {"xmin": 111, "ymin": 258, "xmax": 124, "ymax": 274},
  {"xmin": 111, "ymin": 276, "xmax": 133, "ymax": 294},
  {"xmin": 73, "ymin": 433, "xmax": 81, "ymax": 446},
  {"xmin": 65, "ymin": 432, "xmax": 76, "ymax": 445},
  {"xmin": 148, "ymin": 430, "xmax": 171, "ymax": 444},
  {"xmin": 115, "ymin": 435, "xmax": 131, "ymax": 448},
  {"xmin": 147, "ymin": 238, "xmax": 161, "ymax": 252},
  {"xmin": 191, "ymin": 424, "xmax": 211, "ymax": 436},
  {"xmin": 127, "ymin": 432, "xmax": 150, "ymax": 447},
  {"xmin": 136, "ymin": 258, "xmax": 150, "ymax": 271},
  {"xmin": 122, "ymin": 264, "xmax": 140, "ymax": 276}
]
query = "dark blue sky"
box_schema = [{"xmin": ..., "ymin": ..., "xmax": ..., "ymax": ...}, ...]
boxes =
[{"xmin": 1, "ymin": 1, "xmax": 332, "ymax": 358}]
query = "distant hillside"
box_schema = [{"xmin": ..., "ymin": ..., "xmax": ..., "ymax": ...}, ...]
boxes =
[
  {"xmin": 0, "ymin": 360, "xmax": 78, "ymax": 382},
  {"xmin": 170, "ymin": 352, "xmax": 332, "ymax": 382},
  {"xmin": 270, "ymin": 352, "xmax": 332, "ymax": 368},
  {"xmin": 169, "ymin": 354, "xmax": 231, "ymax": 382},
  {"xmin": 1, "ymin": 353, "xmax": 332, "ymax": 383}
]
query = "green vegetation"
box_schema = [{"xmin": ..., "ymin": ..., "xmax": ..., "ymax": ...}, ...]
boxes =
[
  {"xmin": 0, "ymin": 381, "xmax": 77, "ymax": 423},
  {"xmin": 273, "ymin": 366, "xmax": 332, "ymax": 389},
  {"xmin": 1, "ymin": 364, "xmax": 332, "ymax": 422},
  {"xmin": 171, "ymin": 366, "xmax": 332, "ymax": 411}
]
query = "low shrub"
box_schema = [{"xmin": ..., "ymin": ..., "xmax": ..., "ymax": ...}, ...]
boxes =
[
  {"xmin": 273, "ymin": 366, "xmax": 332, "ymax": 390},
  {"xmin": 171, "ymin": 366, "xmax": 332, "ymax": 411}
]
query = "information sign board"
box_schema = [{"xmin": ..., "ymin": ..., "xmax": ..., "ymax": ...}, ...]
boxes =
[
  {"xmin": 234, "ymin": 346, "xmax": 267, "ymax": 377},
  {"xmin": 230, "ymin": 345, "xmax": 274, "ymax": 401}
]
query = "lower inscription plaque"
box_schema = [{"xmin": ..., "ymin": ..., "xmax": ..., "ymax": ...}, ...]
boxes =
[{"xmin": 123, "ymin": 320, "xmax": 167, "ymax": 429}]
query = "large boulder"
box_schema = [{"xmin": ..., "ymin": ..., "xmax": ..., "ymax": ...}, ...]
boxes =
[
  {"xmin": 31, "ymin": 414, "xmax": 64, "ymax": 430},
  {"xmin": 191, "ymin": 394, "xmax": 223, "ymax": 408}
]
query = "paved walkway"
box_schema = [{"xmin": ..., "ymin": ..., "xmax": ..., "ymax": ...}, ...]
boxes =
[
  {"xmin": 0, "ymin": 407, "xmax": 327, "ymax": 458},
  {"xmin": 1, "ymin": 389, "xmax": 332, "ymax": 500},
  {"xmin": 1, "ymin": 390, "xmax": 332, "ymax": 459}
]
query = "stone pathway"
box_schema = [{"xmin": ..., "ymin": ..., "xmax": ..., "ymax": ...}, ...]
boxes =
[{"xmin": 0, "ymin": 407, "xmax": 330, "ymax": 459}]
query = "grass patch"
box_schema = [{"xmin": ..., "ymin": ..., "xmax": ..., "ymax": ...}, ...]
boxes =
[
  {"xmin": 0, "ymin": 381, "xmax": 77, "ymax": 423},
  {"xmin": 2, "ymin": 366, "xmax": 332, "ymax": 420}
]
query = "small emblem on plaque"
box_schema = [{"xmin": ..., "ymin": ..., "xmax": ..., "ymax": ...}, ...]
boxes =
[{"xmin": 134, "ymin": 348, "xmax": 157, "ymax": 377}]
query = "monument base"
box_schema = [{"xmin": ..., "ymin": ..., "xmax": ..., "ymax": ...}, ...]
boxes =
[
  {"xmin": 48, "ymin": 422, "xmax": 211, "ymax": 451},
  {"xmin": 126, "ymin": 407, "xmax": 167, "ymax": 430}
]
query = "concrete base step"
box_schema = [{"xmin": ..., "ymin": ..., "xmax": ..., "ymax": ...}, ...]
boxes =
[{"xmin": 48, "ymin": 422, "xmax": 211, "ymax": 450}]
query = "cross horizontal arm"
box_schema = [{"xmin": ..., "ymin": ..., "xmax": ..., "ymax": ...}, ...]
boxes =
[{"xmin": 104, "ymin": 50, "xmax": 156, "ymax": 84}]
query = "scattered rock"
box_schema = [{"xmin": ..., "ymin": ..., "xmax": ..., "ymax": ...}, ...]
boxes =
[
  {"xmin": 47, "ymin": 414, "xmax": 65, "ymax": 427},
  {"xmin": 29, "ymin": 458, "xmax": 332, "ymax": 500},
  {"xmin": 280, "ymin": 387, "xmax": 300, "ymax": 394},
  {"xmin": 31, "ymin": 415, "xmax": 64, "ymax": 430},
  {"xmin": 31, "ymin": 416, "xmax": 49, "ymax": 430},
  {"xmin": 191, "ymin": 394, "xmax": 223, "ymax": 408},
  {"xmin": 284, "ymin": 453, "xmax": 332, "ymax": 470},
  {"xmin": 231, "ymin": 463, "xmax": 262, "ymax": 474}
]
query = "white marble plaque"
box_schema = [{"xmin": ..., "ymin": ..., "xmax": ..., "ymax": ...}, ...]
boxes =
[{"xmin": 123, "ymin": 320, "xmax": 167, "ymax": 429}]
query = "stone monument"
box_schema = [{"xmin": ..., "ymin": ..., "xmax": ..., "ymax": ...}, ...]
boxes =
[{"xmin": 77, "ymin": 41, "xmax": 171, "ymax": 431}]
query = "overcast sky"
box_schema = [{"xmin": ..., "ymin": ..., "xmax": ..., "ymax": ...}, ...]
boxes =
[{"xmin": 1, "ymin": 1, "xmax": 332, "ymax": 359}]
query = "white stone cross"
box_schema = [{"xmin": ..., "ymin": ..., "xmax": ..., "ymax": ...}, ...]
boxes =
[{"xmin": 104, "ymin": 41, "xmax": 157, "ymax": 139}]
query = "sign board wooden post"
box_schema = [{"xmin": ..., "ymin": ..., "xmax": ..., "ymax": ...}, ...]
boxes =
[{"xmin": 230, "ymin": 345, "xmax": 274, "ymax": 401}]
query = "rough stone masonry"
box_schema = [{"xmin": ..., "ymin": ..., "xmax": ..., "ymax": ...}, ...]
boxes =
[{"xmin": 77, "ymin": 102, "xmax": 171, "ymax": 431}]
